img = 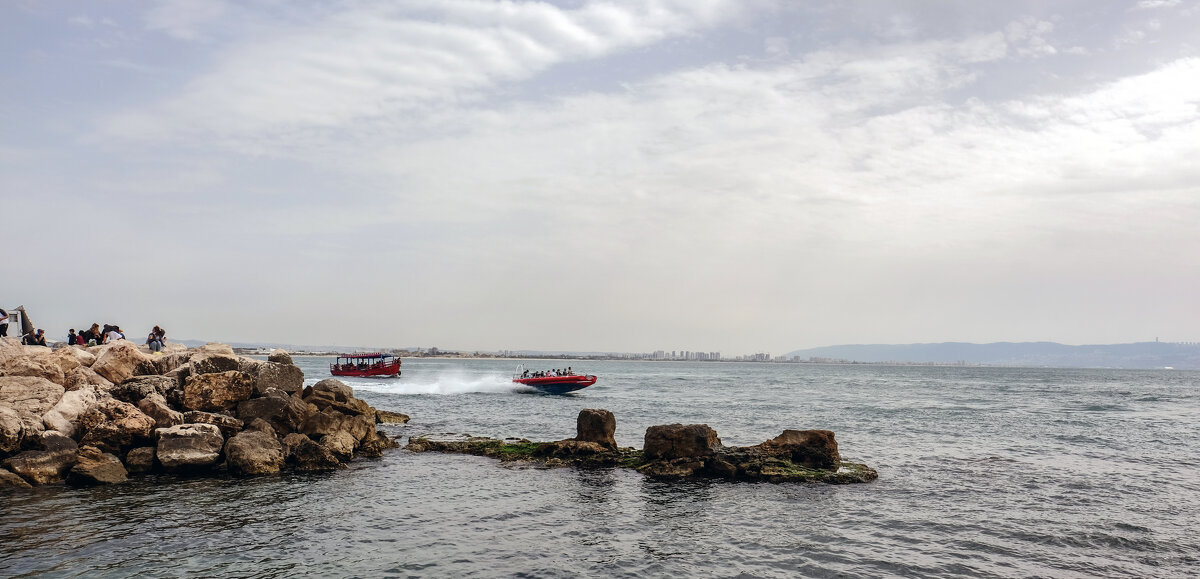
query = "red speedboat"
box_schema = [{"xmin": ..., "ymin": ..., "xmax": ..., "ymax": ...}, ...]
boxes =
[
  {"xmin": 513, "ymin": 365, "xmax": 596, "ymax": 394},
  {"xmin": 330, "ymin": 353, "xmax": 401, "ymax": 378}
]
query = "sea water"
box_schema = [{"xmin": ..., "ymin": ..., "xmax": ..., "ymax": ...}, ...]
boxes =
[{"xmin": 2, "ymin": 359, "xmax": 1197, "ymax": 577}]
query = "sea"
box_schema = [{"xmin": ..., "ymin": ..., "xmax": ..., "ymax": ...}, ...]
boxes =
[{"xmin": 2, "ymin": 358, "xmax": 1197, "ymax": 578}]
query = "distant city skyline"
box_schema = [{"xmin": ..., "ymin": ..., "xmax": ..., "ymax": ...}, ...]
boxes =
[{"xmin": 4, "ymin": 1, "xmax": 1199, "ymax": 354}]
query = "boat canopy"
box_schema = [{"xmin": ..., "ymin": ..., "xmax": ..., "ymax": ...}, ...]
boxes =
[{"xmin": 336, "ymin": 353, "xmax": 396, "ymax": 360}]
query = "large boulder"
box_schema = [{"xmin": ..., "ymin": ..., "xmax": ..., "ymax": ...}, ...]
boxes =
[
  {"xmin": 68, "ymin": 445, "xmax": 128, "ymax": 485},
  {"xmin": 91, "ymin": 342, "xmax": 158, "ymax": 384},
  {"xmin": 643, "ymin": 424, "xmax": 722, "ymax": 461},
  {"xmin": 2, "ymin": 432, "xmax": 78, "ymax": 485},
  {"xmin": 124, "ymin": 446, "xmax": 156, "ymax": 474},
  {"xmin": 301, "ymin": 408, "xmax": 374, "ymax": 443},
  {"xmin": 267, "ymin": 349, "xmax": 294, "ymax": 365},
  {"xmin": 0, "ymin": 405, "xmax": 24, "ymax": 453},
  {"xmin": 182, "ymin": 411, "xmax": 243, "ymax": 438},
  {"xmin": 0, "ymin": 350, "xmax": 65, "ymax": 385},
  {"xmin": 356, "ymin": 430, "xmax": 399, "ymax": 457},
  {"xmin": 376, "ymin": 410, "xmax": 410, "ymax": 424},
  {"xmin": 110, "ymin": 376, "xmax": 179, "ymax": 405},
  {"xmin": 751, "ymin": 429, "xmax": 840, "ymax": 469},
  {"xmin": 320, "ymin": 430, "xmax": 358, "ymax": 462},
  {"xmin": 155, "ymin": 423, "xmax": 224, "ymax": 471},
  {"xmin": 248, "ymin": 361, "xmax": 304, "ymax": 396},
  {"xmin": 282, "ymin": 432, "xmax": 342, "ymax": 472},
  {"xmin": 41, "ymin": 385, "xmax": 99, "ymax": 438},
  {"xmin": 0, "ymin": 467, "xmax": 32, "ymax": 489},
  {"xmin": 77, "ymin": 398, "xmax": 156, "ymax": 453},
  {"xmin": 0, "ymin": 376, "xmax": 65, "ymax": 417},
  {"xmin": 182, "ymin": 371, "xmax": 254, "ymax": 412},
  {"xmin": 304, "ymin": 379, "xmax": 372, "ymax": 416},
  {"xmin": 61, "ymin": 366, "xmax": 113, "ymax": 392},
  {"xmin": 138, "ymin": 393, "xmax": 184, "ymax": 430},
  {"xmin": 224, "ymin": 423, "xmax": 285, "ymax": 476},
  {"xmin": 236, "ymin": 389, "xmax": 313, "ymax": 436},
  {"xmin": 574, "ymin": 409, "xmax": 616, "ymax": 449}
]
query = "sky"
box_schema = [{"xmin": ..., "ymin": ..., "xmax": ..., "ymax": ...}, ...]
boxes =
[{"xmin": 3, "ymin": 0, "xmax": 1199, "ymax": 355}]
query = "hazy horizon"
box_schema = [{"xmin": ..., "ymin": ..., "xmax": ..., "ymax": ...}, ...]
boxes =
[{"xmin": 5, "ymin": 1, "xmax": 1199, "ymax": 354}]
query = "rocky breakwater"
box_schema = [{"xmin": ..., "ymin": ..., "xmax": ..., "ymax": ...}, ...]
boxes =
[
  {"xmin": 0, "ymin": 338, "xmax": 406, "ymax": 489},
  {"xmin": 407, "ymin": 409, "xmax": 877, "ymax": 484}
]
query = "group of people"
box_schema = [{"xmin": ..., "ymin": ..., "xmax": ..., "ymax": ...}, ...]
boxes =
[
  {"xmin": 521, "ymin": 367, "xmax": 575, "ymax": 379},
  {"xmin": 50, "ymin": 323, "xmax": 165, "ymax": 351}
]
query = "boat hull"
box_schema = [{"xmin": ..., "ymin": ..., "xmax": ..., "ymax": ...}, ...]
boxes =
[{"xmin": 513, "ymin": 375, "xmax": 597, "ymax": 394}]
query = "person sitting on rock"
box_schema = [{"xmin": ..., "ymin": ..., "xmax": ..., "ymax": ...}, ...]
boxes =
[
  {"xmin": 146, "ymin": 327, "xmax": 164, "ymax": 352},
  {"xmin": 67, "ymin": 328, "xmax": 77, "ymax": 345},
  {"xmin": 22, "ymin": 329, "xmax": 46, "ymax": 346},
  {"xmin": 105, "ymin": 325, "xmax": 125, "ymax": 342},
  {"xmin": 0, "ymin": 307, "xmax": 8, "ymax": 337}
]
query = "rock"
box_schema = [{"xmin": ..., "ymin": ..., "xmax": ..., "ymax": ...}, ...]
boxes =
[
  {"xmin": 282, "ymin": 432, "xmax": 342, "ymax": 472},
  {"xmin": 110, "ymin": 376, "xmax": 179, "ymax": 405},
  {"xmin": 156, "ymin": 423, "xmax": 224, "ymax": 471},
  {"xmin": 0, "ymin": 467, "xmax": 32, "ymax": 489},
  {"xmin": 182, "ymin": 411, "xmax": 243, "ymax": 438},
  {"xmin": 182, "ymin": 371, "xmax": 253, "ymax": 412},
  {"xmin": 55, "ymin": 346, "xmax": 97, "ymax": 368},
  {"xmin": 195, "ymin": 343, "xmax": 236, "ymax": 357},
  {"xmin": 643, "ymin": 424, "xmax": 722, "ymax": 461},
  {"xmin": 376, "ymin": 410, "xmax": 410, "ymax": 424},
  {"xmin": 154, "ymin": 350, "xmax": 195, "ymax": 376},
  {"xmin": 574, "ymin": 409, "xmax": 616, "ymax": 449},
  {"xmin": 267, "ymin": 349, "xmax": 293, "ymax": 365},
  {"xmin": 0, "ymin": 351, "xmax": 65, "ymax": 385},
  {"xmin": 243, "ymin": 361, "xmax": 304, "ymax": 396},
  {"xmin": 236, "ymin": 390, "xmax": 312, "ymax": 436},
  {"xmin": 301, "ymin": 408, "xmax": 374, "ymax": 443},
  {"xmin": 138, "ymin": 393, "xmax": 184, "ymax": 430},
  {"xmin": 224, "ymin": 427, "xmax": 285, "ymax": 476},
  {"xmin": 304, "ymin": 379, "xmax": 372, "ymax": 416},
  {"xmin": 91, "ymin": 342, "xmax": 158, "ymax": 384},
  {"xmin": 0, "ymin": 376, "xmax": 66, "ymax": 417},
  {"xmin": 13, "ymin": 410, "xmax": 44, "ymax": 449},
  {"xmin": 125, "ymin": 446, "xmax": 156, "ymax": 474},
  {"xmin": 320, "ymin": 431, "xmax": 357, "ymax": 462},
  {"xmin": 752, "ymin": 430, "xmax": 840, "ymax": 469},
  {"xmin": 535, "ymin": 439, "xmax": 610, "ymax": 458},
  {"xmin": 77, "ymin": 398, "xmax": 156, "ymax": 454},
  {"xmin": 0, "ymin": 405, "xmax": 24, "ymax": 453},
  {"xmin": 356, "ymin": 430, "xmax": 399, "ymax": 457},
  {"xmin": 68, "ymin": 445, "xmax": 127, "ymax": 485},
  {"xmin": 637, "ymin": 457, "xmax": 706, "ymax": 478},
  {"xmin": 310, "ymin": 378, "xmax": 354, "ymax": 401},
  {"xmin": 2, "ymin": 433, "xmax": 78, "ymax": 485},
  {"xmin": 41, "ymin": 385, "xmax": 99, "ymax": 438},
  {"xmin": 61, "ymin": 366, "xmax": 113, "ymax": 392}
]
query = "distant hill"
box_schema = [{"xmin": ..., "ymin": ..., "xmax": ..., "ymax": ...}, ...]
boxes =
[{"xmin": 784, "ymin": 341, "xmax": 1200, "ymax": 369}]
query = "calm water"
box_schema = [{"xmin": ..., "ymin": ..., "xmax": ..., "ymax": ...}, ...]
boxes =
[{"xmin": 2, "ymin": 359, "xmax": 1198, "ymax": 577}]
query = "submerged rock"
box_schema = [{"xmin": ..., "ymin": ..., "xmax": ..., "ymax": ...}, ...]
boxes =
[{"xmin": 68, "ymin": 445, "xmax": 128, "ymax": 486}]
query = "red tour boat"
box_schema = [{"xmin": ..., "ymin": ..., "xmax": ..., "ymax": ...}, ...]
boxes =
[
  {"xmin": 513, "ymin": 365, "xmax": 597, "ymax": 394},
  {"xmin": 330, "ymin": 353, "xmax": 402, "ymax": 378}
]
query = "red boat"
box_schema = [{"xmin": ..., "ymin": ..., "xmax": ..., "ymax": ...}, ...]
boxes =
[
  {"xmin": 513, "ymin": 365, "xmax": 596, "ymax": 394},
  {"xmin": 330, "ymin": 353, "xmax": 401, "ymax": 378}
]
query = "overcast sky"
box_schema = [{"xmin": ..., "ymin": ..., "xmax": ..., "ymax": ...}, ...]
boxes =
[{"xmin": 3, "ymin": 0, "xmax": 1199, "ymax": 354}]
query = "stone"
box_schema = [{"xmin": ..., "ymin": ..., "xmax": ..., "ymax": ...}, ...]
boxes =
[
  {"xmin": 61, "ymin": 366, "xmax": 113, "ymax": 392},
  {"xmin": 320, "ymin": 431, "xmax": 357, "ymax": 462},
  {"xmin": 356, "ymin": 430, "xmax": 399, "ymax": 457},
  {"xmin": 182, "ymin": 411, "xmax": 244, "ymax": 438},
  {"xmin": 751, "ymin": 429, "xmax": 840, "ymax": 469},
  {"xmin": 236, "ymin": 390, "xmax": 312, "ymax": 436},
  {"xmin": 154, "ymin": 350, "xmax": 195, "ymax": 375},
  {"xmin": 0, "ymin": 405, "xmax": 24, "ymax": 453},
  {"xmin": 124, "ymin": 447, "xmax": 156, "ymax": 474},
  {"xmin": 156, "ymin": 423, "xmax": 224, "ymax": 471},
  {"xmin": 0, "ymin": 351, "xmax": 65, "ymax": 385},
  {"xmin": 110, "ymin": 376, "xmax": 179, "ymax": 405},
  {"xmin": 310, "ymin": 378, "xmax": 354, "ymax": 401},
  {"xmin": 637, "ymin": 457, "xmax": 706, "ymax": 478},
  {"xmin": 77, "ymin": 398, "xmax": 156, "ymax": 453},
  {"xmin": 0, "ymin": 376, "xmax": 66, "ymax": 417},
  {"xmin": 224, "ymin": 428, "xmax": 285, "ymax": 476},
  {"xmin": 0, "ymin": 467, "xmax": 32, "ymax": 489},
  {"xmin": 574, "ymin": 409, "xmax": 616, "ymax": 449},
  {"xmin": 535, "ymin": 439, "xmax": 609, "ymax": 458},
  {"xmin": 248, "ymin": 361, "xmax": 304, "ymax": 396},
  {"xmin": 267, "ymin": 349, "xmax": 294, "ymax": 366},
  {"xmin": 2, "ymin": 433, "xmax": 78, "ymax": 485},
  {"xmin": 283, "ymin": 432, "xmax": 342, "ymax": 472},
  {"xmin": 376, "ymin": 410, "xmax": 410, "ymax": 424},
  {"xmin": 138, "ymin": 393, "xmax": 184, "ymax": 430},
  {"xmin": 301, "ymin": 408, "xmax": 374, "ymax": 443},
  {"xmin": 91, "ymin": 341, "xmax": 158, "ymax": 385},
  {"xmin": 41, "ymin": 385, "xmax": 99, "ymax": 438},
  {"xmin": 68, "ymin": 445, "xmax": 128, "ymax": 485},
  {"xmin": 643, "ymin": 424, "xmax": 723, "ymax": 461},
  {"xmin": 182, "ymin": 371, "xmax": 254, "ymax": 412}
]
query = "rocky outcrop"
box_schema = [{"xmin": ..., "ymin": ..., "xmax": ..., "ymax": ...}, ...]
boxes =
[
  {"xmin": 1, "ymin": 344, "xmax": 403, "ymax": 487},
  {"xmin": 575, "ymin": 408, "xmax": 616, "ymax": 449},
  {"xmin": 156, "ymin": 423, "xmax": 224, "ymax": 471},
  {"xmin": 406, "ymin": 410, "xmax": 877, "ymax": 485},
  {"xmin": 376, "ymin": 410, "xmax": 410, "ymax": 424},
  {"xmin": 68, "ymin": 445, "xmax": 128, "ymax": 485},
  {"xmin": 267, "ymin": 349, "xmax": 293, "ymax": 366}
]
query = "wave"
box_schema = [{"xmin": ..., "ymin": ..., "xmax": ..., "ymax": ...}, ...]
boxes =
[{"xmin": 316, "ymin": 370, "xmax": 519, "ymax": 396}]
